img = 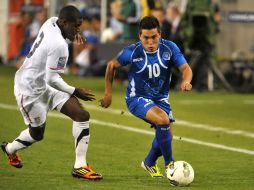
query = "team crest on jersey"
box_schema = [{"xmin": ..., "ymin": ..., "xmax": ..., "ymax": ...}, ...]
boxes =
[
  {"xmin": 162, "ymin": 52, "xmax": 171, "ymax": 60},
  {"xmin": 57, "ymin": 57, "xmax": 67, "ymax": 68}
]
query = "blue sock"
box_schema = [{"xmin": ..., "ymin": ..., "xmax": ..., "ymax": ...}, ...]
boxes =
[
  {"xmin": 155, "ymin": 125, "xmax": 173, "ymax": 166},
  {"xmin": 145, "ymin": 138, "xmax": 162, "ymax": 166}
]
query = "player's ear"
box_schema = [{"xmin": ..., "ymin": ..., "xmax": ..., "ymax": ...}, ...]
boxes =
[
  {"xmin": 138, "ymin": 31, "xmax": 142, "ymax": 39},
  {"xmin": 157, "ymin": 29, "xmax": 161, "ymax": 36}
]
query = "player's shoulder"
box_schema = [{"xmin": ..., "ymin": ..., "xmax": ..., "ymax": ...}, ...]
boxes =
[
  {"xmin": 159, "ymin": 39, "xmax": 183, "ymax": 55},
  {"xmin": 42, "ymin": 17, "xmax": 58, "ymax": 33},
  {"xmin": 124, "ymin": 41, "xmax": 142, "ymax": 51},
  {"xmin": 122, "ymin": 41, "xmax": 143, "ymax": 55},
  {"xmin": 43, "ymin": 18, "xmax": 62, "ymax": 38},
  {"xmin": 43, "ymin": 17, "xmax": 67, "ymax": 50},
  {"xmin": 159, "ymin": 38, "xmax": 178, "ymax": 49},
  {"xmin": 117, "ymin": 42, "xmax": 143, "ymax": 64}
]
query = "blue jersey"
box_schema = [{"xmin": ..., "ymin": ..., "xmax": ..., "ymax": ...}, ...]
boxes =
[{"xmin": 117, "ymin": 38, "xmax": 186, "ymax": 100}]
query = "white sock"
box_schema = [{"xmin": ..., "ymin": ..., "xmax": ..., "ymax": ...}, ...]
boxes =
[
  {"xmin": 72, "ymin": 121, "xmax": 90, "ymax": 168},
  {"xmin": 6, "ymin": 128, "xmax": 36, "ymax": 154}
]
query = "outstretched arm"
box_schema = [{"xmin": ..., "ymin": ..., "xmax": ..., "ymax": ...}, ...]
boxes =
[
  {"xmin": 178, "ymin": 63, "xmax": 193, "ymax": 91},
  {"xmin": 100, "ymin": 59, "xmax": 122, "ymax": 108},
  {"xmin": 46, "ymin": 72, "xmax": 95, "ymax": 101}
]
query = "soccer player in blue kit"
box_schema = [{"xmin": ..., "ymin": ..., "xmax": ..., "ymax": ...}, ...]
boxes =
[{"xmin": 100, "ymin": 16, "xmax": 193, "ymax": 177}]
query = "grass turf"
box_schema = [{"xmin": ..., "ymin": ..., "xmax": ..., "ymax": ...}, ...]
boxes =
[{"xmin": 0, "ymin": 65, "xmax": 254, "ymax": 190}]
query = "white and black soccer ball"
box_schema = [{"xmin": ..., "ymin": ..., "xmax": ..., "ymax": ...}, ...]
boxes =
[{"xmin": 166, "ymin": 161, "xmax": 194, "ymax": 186}]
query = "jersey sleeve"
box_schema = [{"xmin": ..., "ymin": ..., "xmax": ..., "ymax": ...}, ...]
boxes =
[
  {"xmin": 116, "ymin": 45, "xmax": 134, "ymax": 66},
  {"xmin": 170, "ymin": 42, "xmax": 187, "ymax": 67},
  {"xmin": 46, "ymin": 44, "xmax": 68, "ymax": 73}
]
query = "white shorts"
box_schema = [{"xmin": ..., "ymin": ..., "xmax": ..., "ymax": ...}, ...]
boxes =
[{"xmin": 14, "ymin": 85, "xmax": 70, "ymax": 127}]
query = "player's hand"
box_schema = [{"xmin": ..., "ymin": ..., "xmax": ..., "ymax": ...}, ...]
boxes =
[
  {"xmin": 74, "ymin": 33, "xmax": 86, "ymax": 45},
  {"xmin": 180, "ymin": 82, "xmax": 192, "ymax": 91},
  {"xmin": 73, "ymin": 88, "xmax": 95, "ymax": 101},
  {"xmin": 99, "ymin": 94, "xmax": 112, "ymax": 108}
]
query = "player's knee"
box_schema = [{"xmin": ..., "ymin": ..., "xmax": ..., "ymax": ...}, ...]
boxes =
[
  {"xmin": 29, "ymin": 123, "xmax": 46, "ymax": 141},
  {"xmin": 73, "ymin": 109, "xmax": 90, "ymax": 122},
  {"xmin": 155, "ymin": 116, "xmax": 170, "ymax": 126}
]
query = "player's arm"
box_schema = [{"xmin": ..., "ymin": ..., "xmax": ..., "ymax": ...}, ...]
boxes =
[
  {"xmin": 45, "ymin": 45, "xmax": 95, "ymax": 101},
  {"xmin": 169, "ymin": 41, "xmax": 193, "ymax": 91},
  {"xmin": 46, "ymin": 72, "xmax": 95, "ymax": 101},
  {"xmin": 178, "ymin": 63, "xmax": 193, "ymax": 91},
  {"xmin": 100, "ymin": 59, "xmax": 122, "ymax": 108}
]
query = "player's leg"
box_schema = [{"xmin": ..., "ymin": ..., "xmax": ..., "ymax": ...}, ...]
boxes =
[
  {"xmin": 2, "ymin": 95, "xmax": 47, "ymax": 168},
  {"xmin": 144, "ymin": 114, "xmax": 174, "ymax": 169},
  {"xmin": 58, "ymin": 96, "xmax": 102, "ymax": 180},
  {"xmin": 144, "ymin": 137, "xmax": 162, "ymax": 166},
  {"xmin": 128, "ymin": 97, "xmax": 174, "ymax": 165},
  {"xmin": 146, "ymin": 106, "xmax": 176, "ymax": 178},
  {"xmin": 146, "ymin": 106, "xmax": 174, "ymax": 167},
  {"xmin": 127, "ymin": 97, "xmax": 174, "ymax": 176},
  {"xmin": 126, "ymin": 97, "xmax": 163, "ymax": 177},
  {"xmin": 60, "ymin": 96, "xmax": 90, "ymax": 167},
  {"xmin": 141, "ymin": 137, "xmax": 164, "ymax": 177}
]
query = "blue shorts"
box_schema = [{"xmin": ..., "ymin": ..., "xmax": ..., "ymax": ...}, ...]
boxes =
[{"xmin": 126, "ymin": 97, "xmax": 175, "ymax": 125}]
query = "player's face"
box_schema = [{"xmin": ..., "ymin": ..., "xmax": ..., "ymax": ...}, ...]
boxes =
[
  {"xmin": 139, "ymin": 28, "xmax": 161, "ymax": 52},
  {"xmin": 63, "ymin": 18, "xmax": 82, "ymax": 41}
]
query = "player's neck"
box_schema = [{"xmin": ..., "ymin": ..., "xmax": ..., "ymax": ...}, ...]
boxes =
[
  {"xmin": 56, "ymin": 20, "xmax": 67, "ymax": 39},
  {"xmin": 145, "ymin": 49, "xmax": 158, "ymax": 54}
]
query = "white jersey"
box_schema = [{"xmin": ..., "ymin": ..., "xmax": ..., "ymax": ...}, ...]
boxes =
[{"xmin": 14, "ymin": 17, "xmax": 69, "ymax": 96}]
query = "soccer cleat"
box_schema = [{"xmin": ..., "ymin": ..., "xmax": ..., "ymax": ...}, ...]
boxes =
[
  {"xmin": 141, "ymin": 161, "xmax": 164, "ymax": 178},
  {"xmin": 72, "ymin": 165, "xmax": 103, "ymax": 181},
  {"xmin": 1, "ymin": 142, "xmax": 23, "ymax": 168}
]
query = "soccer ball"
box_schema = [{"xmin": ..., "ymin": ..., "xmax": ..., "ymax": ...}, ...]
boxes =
[{"xmin": 166, "ymin": 161, "xmax": 194, "ymax": 186}]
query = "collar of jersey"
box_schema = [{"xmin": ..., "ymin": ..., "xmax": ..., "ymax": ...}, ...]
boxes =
[{"xmin": 145, "ymin": 49, "xmax": 158, "ymax": 54}]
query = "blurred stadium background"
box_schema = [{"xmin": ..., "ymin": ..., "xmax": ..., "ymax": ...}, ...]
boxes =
[{"xmin": 0, "ymin": 0, "xmax": 254, "ymax": 92}]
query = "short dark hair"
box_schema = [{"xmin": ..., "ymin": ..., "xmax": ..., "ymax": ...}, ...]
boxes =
[
  {"xmin": 139, "ymin": 16, "xmax": 161, "ymax": 34},
  {"xmin": 58, "ymin": 5, "xmax": 82, "ymax": 22}
]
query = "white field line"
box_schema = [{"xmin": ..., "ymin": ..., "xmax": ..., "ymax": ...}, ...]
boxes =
[
  {"xmin": 0, "ymin": 103, "xmax": 254, "ymax": 156},
  {"xmin": 243, "ymin": 100, "xmax": 254, "ymax": 105},
  {"xmin": 1, "ymin": 103, "xmax": 254, "ymax": 139},
  {"xmin": 177, "ymin": 100, "xmax": 224, "ymax": 105},
  {"xmin": 84, "ymin": 104, "xmax": 254, "ymax": 139}
]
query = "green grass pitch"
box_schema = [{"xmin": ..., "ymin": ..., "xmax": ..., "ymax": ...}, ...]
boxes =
[{"xmin": 0, "ymin": 65, "xmax": 254, "ymax": 190}]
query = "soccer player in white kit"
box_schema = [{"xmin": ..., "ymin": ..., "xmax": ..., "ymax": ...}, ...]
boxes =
[{"xmin": 1, "ymin": 5, "xmax": 102, "ymax": 180}]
